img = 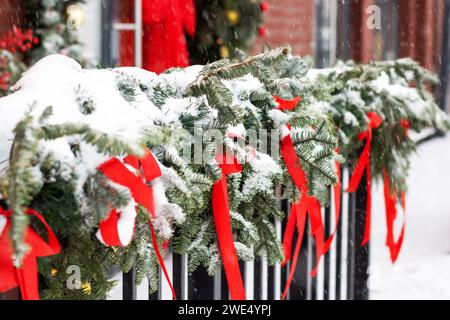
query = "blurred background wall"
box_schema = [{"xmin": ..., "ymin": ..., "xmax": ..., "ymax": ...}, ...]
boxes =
[{"xmin": 0, "ymin": 0, "xmax": 448, "ymax": 110}]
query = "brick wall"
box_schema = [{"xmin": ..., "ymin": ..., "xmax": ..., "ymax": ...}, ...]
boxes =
[
  {"xmin": 399, "ymin": 0, "xmax": 446, "ymax": 72},
  {"xmin": 0, "ymin": 0, "xmax": 24, "ymax": 37},
  {"xmin": 251, "ymin": 0, "xmax": 315, "ymax": 57},
  {"xmin": 348, "ymin": 0, "xmax": 375, "ymax": 63},
  {"xmin": 0, "ymin": 0, "xmax": 445, "ymax": 73}
]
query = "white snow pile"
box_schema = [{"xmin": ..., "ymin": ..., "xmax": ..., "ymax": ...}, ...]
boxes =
[
  {"xmin": 370, "ymin": 135, "xmax": 450, "ymax": 300},
  {"xmin": 0, "ymin": 55, "xmax": 208, "ymax": 224},
  {"xmin": 0, "ymin": 54, "xmax": 277, "ymax": 239},
  {"xmin": 0, "ymin": 55, "xmax": 157, "ymax": 174}
]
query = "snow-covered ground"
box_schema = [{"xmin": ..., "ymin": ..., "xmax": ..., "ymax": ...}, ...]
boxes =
[{"xmin": 369, "ymin": 134, "xmax": 450, "ymax": 300}]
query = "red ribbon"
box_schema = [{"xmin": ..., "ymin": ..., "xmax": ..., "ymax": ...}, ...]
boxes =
[
  {"xmin": 275, "ymin": 96, "xmax": 330, "ymax": 299},
  {"xmin": 381, "ymin": 120, "xmax": 409, "ymax": 262},
  {"xmin": 98, "ymin": 148, "xmax": 177, "ymax": 300},
  {"xmin": 0, "ymin": 208, "xmax": 61, "ymax": 300},
  {"xmin": 347, "ymin": 112, "xmax": 382, "ymax": 245},
  {"xmin": 211, "ymin": 153, "xmax": 246, "ymax": 300},
  {"xmin": 279, "ymin": 129, "xmax": 326, "ymax": 299},
  {"xmin": 274, "ymin": 96, "xmax": 301, "ymax": 111},
  {"xmin": 383, "ymin": 171, "xmax": 406, "ymax": 263},
  {"xmin": 98, "ymin": 208, "xmax": 126, "ymax": 247}
]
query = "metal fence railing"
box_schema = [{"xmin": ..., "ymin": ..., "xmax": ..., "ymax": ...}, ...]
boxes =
[
  {"xmin": 106, "ymin": 167, "xmax": 370, "ymax": 301},
  {"xmin": 0, "ymin": 167, "xmax": 369, "ymax": 301}
]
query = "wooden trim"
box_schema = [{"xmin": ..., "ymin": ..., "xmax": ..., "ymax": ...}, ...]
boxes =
[
  {"xmin": 416, "ymin": 0, "xmax": 435, "ymax": 70},
  {"xmin": 399, "ymin": 0, "xmax": 418, "ymax": 60},
  {"xmin": 349, "ymin": 0, "xmax": 375, "ymax": 63}
]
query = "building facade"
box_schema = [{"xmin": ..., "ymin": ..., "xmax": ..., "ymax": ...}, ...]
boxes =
[{"xmin": 0, "ymin": 0, "xmax": 448, "ymax": 109}]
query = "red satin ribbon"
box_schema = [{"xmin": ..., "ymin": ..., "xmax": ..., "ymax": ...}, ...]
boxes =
[
  {"xmin": 383, "ymin": 171, "xmax": 406, "ymax": 263},
  {"xmin": 98, "ymin": 208, "xmax": 124, "ymax": 247},
  {"xmin": 0, "ymin": 208, "xmax": 61, "ymax": 300},
  {"xmin": 280, "ymin": 201, "xmax": 306, "ymax": 300},
  {"xmin": 211, "ymin": 153, "xmax": 246, "ymax": 300},
  {"xmin": 279, "ymin": 130, "xmax": 326, "ymax": 299},
  {"xmin": 281, "ymin": 159, "xmax": 342, "ymax": 268},
  {"xmin": 380, "ymin": 119, "xmax": 409, "ymax": 262},
  {"xmin": 347, "ymin": 112, "xmax": 382, "ymax": 245},
  {"xmin": 274, "ymin": 96, "xmax": 301, "ymax": 111},
  {"xmin": 98, "ymin": 148, "xmax": 177, "ymax": 300},
  {"xmin": 275, "ymin": 96, "xmax": 329, "ymax": 299}
]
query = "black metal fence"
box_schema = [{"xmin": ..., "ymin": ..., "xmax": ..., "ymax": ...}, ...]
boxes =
[
  {"xmin": 0, "ymin": 168, "xmax": 369, "ymax": 301},
  {"xmin": 107, "ymin": 167, "xmax": 370, "ymax": 301}
]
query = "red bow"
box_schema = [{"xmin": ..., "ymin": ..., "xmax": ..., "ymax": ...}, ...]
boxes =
[
  {"xmin": 98, "ymin": 148, "xmax": 177, "ymax": 300},
  {"xmin": 142, "ymin": 0, "xmax": 196, "ymax": 73},
  {"xmin": 347, "ymin": 111, "xmax": 382, "ymax": 245},
  {"xmin": 0, "ymin": 208, "xmax": 61, "ymax": 300},
  {"xmin": 211, "ymin": 153, "xmax": 246, "ymax": 300},
  {"xmin": 274, "ymin": 96, "xmax": 301, "ymax": 111}
]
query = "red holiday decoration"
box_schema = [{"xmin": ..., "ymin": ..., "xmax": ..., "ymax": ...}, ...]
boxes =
[
  {"xmin": 0, "ymin": 208, "xmax": 61, "ymax": 300},
  {"xmin": 379, "ymin": 119, "xmax": 409, "ymax": 262},
  {"xmin": 258, "ymin": 26, "xmax": 267, "ymax": 37},
  {"xmin": 0, "ymin": 27, "xmax": 38, "ymax": 92},
  {"xmin": 259, "ymin": 1, "xmax": 270, "ymax": 12},
  {"xmin": 211, "ymin": 153, "xmax": 246, "ymax": 300},
  {"xmin": 0, "ymin": 70, "xmax": 11, "ymax": 92},
  {"xmin": 279, "ymin": 125, "xmax": 324, "ymax": 299},
  {"xmin": 275, "ymin": 96, "xmax": 332, "ymax": 300},
  {"xmin": 400, "ymin": 118, "xmax": 411, "ymax": 136},
  {"xmin": 97, "ymin": 148, "xmax": 177, "ymax": 300},
  {"xmin": 383, "ymin": 170, "xmax": 406, "ymax": 263},
  {"xmin": 0, "ymin": 26, "xmax": 38, "ymax": 53},
  {"xmin": 274, "ymin": 96, "xmax": 301, "ymax": 111},
  {"xmin": 119, "ymin": 0, "xmax": 196, "ymax": 73},
  {"xmin": 347, "ymin": 111, "xmax": 382, "ymax": 245},
  {"xmin": 276, "ymin": 96, "xmax": 343, "ymax": 299}
]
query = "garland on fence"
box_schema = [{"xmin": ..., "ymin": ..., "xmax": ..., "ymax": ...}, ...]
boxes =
[
  {"xmin": 0, "ymin": 47, "xmax": 448, "ymax": 300},
  {"xmin": 273, "ymin": 55, "xmax": 450, "ymax": 295}
]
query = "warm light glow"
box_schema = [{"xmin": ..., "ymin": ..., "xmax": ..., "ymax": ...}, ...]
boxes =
[{"xmin": 67, "ymin": 4, "xmax": 85, "ymax": 30}]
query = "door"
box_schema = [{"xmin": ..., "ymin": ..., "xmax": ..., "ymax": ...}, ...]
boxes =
[{"xmin": 102, "ymin": 0, "xmax": 142, "ymax": 68}]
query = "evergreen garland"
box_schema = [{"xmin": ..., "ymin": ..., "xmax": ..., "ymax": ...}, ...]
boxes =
[
  {"xmin": 0, "ymin": 47, "xmax": 448, "ymax": 299},
  {"xmin": 308, "ymin": 58, "xmax": 450, "ymax": 195}
]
